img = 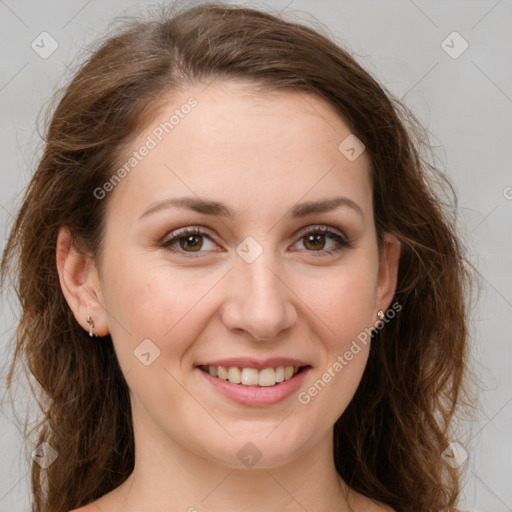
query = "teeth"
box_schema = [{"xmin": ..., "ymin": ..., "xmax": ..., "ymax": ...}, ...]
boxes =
[
  {"xmin": 217, "ymin": 366, "xmax": 229, "ymax": 380},
  {"xmin": 258, "ymin": 368, "xmax": 276, "ymax": 387},
  {"xmin": 241, "ymin": 367, "xmax": 259, "ymax": 386},
  {"xmin": 227, "ymin": 367, "xmax": 241, "ymax": 384},
  {"xmin": 204, "ymin": 365, "xmax": 302, "ymax": 386}
]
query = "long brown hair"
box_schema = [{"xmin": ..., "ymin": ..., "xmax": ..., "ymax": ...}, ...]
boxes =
[{"xmin": 1, "ymin": 3, "xmax": 475, "ymax": 511}]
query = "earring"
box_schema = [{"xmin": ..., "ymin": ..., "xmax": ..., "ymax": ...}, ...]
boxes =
[
  {"xmin": 377, "ymin": 310, "xmax": 385, "ymax": 320},
  {"xmin": 86, "ymin": 315, "xmax": 98, "ymax": 338}
]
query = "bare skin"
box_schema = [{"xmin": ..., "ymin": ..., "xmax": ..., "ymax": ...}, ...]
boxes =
[{"xmin": 60, "ymin": 80, "xmax": 400, "ymax": 512}]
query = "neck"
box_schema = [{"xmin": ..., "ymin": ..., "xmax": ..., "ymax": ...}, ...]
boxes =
[{"xmin": 105, "ymin": 410, "xmax": 355, "ymax": 512}]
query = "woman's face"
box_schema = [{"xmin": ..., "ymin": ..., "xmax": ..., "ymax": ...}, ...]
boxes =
[{"xmin": 76, "ymin": 81, "xmax": 399, "ymax": 469}]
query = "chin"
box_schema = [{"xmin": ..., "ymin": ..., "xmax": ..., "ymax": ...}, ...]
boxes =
[{"xmin": 196, "ymin": 427, "xmax": 314, "ymax": 470}]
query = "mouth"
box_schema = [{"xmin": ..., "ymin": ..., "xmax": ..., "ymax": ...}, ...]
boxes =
[
  {"xmin": 197, "ymin": 362, "xmax": 312, "ymax": 406},
  {"xmin": 195, "ymin": 357, "xmax": 312, "ymax": 406},
  {"xmin": 197, "ymin": 364, "xmax": 309, "ymax": 387}
]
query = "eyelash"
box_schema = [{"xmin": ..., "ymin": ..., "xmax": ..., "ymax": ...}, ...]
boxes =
[{"xmin": 159, "ymin": 225, "xmax": 352, "ymax": 259}]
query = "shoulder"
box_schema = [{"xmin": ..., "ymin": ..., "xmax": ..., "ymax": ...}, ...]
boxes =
[
  {"xmin": 68, "ymin": 483, "xmax": 124, "ymax": 512},
  {"xmin": 369, "ymin": 504, "xmax": 395, "ymax": 512},
  {"xmin": 351, "ymin": 493, "xmax": 395, "ymax": 512},
  {"xmin": 362, "ymin": 497, "xmax": 396, "ymax": 512},
  {"xmin": 374, "ymin": 504, "xmax": 395, "ymax": 512}
]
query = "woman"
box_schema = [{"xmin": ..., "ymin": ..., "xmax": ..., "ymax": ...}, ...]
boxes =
[{"xmin": 0, "ymin": 3, "xmax": 475, "ymax": 511}]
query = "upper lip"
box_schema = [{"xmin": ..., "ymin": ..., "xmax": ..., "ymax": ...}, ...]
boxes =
[{"xmin": 196, "ymin": 357, "xmax": 311, "ymax": 370}]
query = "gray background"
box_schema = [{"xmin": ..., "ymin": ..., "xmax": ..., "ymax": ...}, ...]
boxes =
[{"xmin": 1, "ymin": 1, "xmax": 511, "ymax": 511}]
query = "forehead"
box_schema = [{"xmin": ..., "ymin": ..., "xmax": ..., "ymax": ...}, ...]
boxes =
[{"xmin": 104, "ymin": 81, "xmax": 372, "ymax": 223}]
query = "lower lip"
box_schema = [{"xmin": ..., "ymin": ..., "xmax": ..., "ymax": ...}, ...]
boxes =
[{"xmin": 197, "ymin": 367, "xmax": 311, "ymax": 406}]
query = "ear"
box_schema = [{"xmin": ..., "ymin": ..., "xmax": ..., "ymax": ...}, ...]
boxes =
[
  {"xmin": 375, "ymin": 232, "xmax": 401, "ymax": 317},
  {"xmin": 56, "ymin": 227, "xmax": 109, "ymax": 337}
]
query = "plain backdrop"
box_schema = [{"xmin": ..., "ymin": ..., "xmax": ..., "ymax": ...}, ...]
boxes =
[{"xmin": 1, "ymin": 1, "xmax": 511, "ymax": 511}]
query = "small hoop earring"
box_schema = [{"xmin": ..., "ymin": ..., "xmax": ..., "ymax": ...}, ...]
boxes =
[
  {"xmin": 377, "ymin": 310, "xmax": 385, "ymax": 320},
  {"xmin": 86, "ymin": 315, "xmax": 98, "ymax": 338}
]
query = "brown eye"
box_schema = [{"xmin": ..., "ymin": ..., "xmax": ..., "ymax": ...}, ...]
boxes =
[
  {"xmin": 303, "ymin": 233, "xmax": 327, "ymax": 251},
  {"xmin": 160, "ymin": 225, "xmax": 351, "ymax": 259},
  {"xmin": 160, "ymin": 227, "xmax": 217, "ymax": 258},
  {"xmin": 293, "ymin": 226, "xmax": 352, "ymax": 257},
  {"xmin": 178, "ymin": 234, "xmax": 203, "ymax": 252}
]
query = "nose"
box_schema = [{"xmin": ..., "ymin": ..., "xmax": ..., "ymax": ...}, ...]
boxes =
[{"xmin": 220, "ymin": 249, "xmax": 298, "ymax": 341}]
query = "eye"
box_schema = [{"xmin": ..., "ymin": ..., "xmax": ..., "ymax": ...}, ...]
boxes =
[
  {"xmin": 292, "ymin": 225, "xmax": 352, "ymax": 257},
  {"xmin": 159, "ymin": 225, "xmax": 352, "ymax": 259},
  {"xmin": 159, "ymin": 227, "xmax": 217, "ymax": 258}
]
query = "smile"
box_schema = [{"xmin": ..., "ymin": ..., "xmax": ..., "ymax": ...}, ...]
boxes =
[
  {"xmin": 198, "ymin": 364, "xmax": 303, "ymax": 387},
  {"xmin": 197, "ymin": 363, "xmax": 311, "ymax": 406}
]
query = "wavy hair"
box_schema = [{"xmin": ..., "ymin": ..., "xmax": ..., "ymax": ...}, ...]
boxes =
[{"xmin": 1, "ymin": 3, "xmax": 475, "ymax": 511}]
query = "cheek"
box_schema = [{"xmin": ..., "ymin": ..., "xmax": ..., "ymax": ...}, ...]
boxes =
[
  {"xmin": 303, "ymin": 345, "xmax": 369, "ymax": 432},
  {"xmin": 297, "ymin": 256, "xmax": 377, "ymax": 415},
  {"xmin": 304, "ymin": 258, "xmax": 378, "ymax": 346},
  {"xmin": 298, "ymin": 272, "xmax": 373, "ymax": 429},
  {"xmin": 100, "ymin": 253, "xmax": 223, "ymax": 369},
  {"xmin": 100, "ymin": 261, "xmax": 209, "ymax": 428}
]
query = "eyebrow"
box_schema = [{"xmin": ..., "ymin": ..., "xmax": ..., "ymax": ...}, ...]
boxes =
[{"xmin": 138, "ymin": 196, "xmax": 364, "ymax": 221}]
